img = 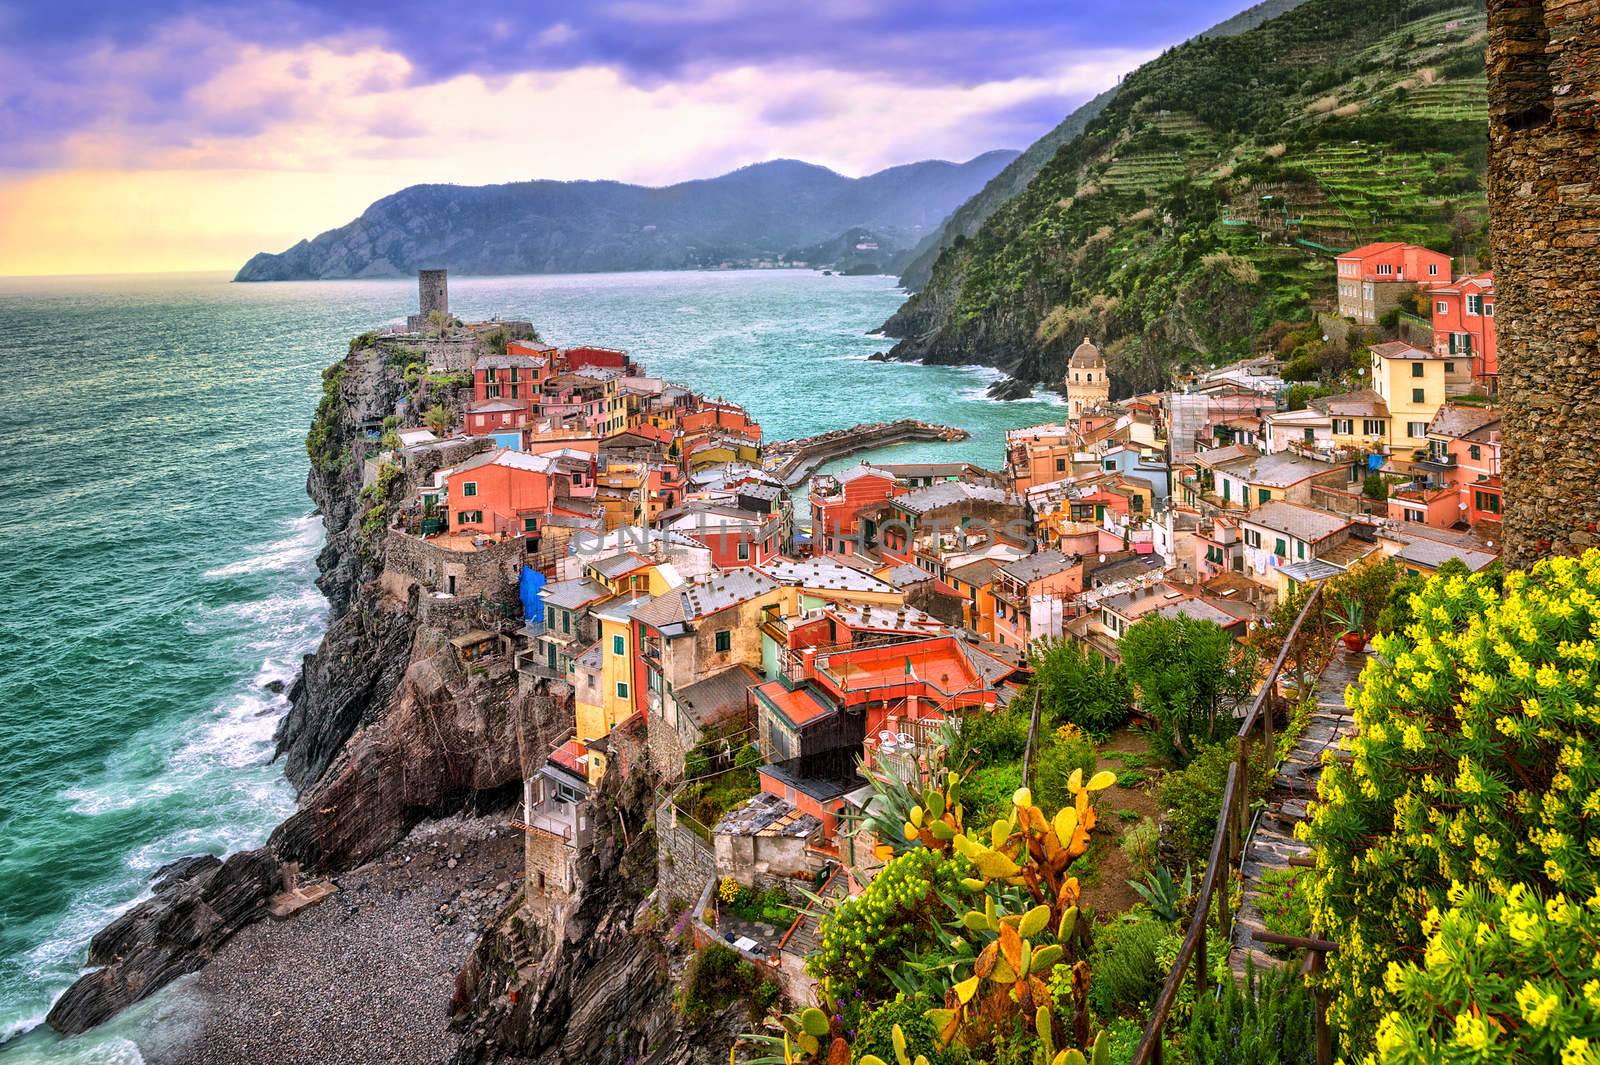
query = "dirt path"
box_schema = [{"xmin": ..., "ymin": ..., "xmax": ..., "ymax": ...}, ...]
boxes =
[{"xmin": 1079, "ymin": 728, "xmax": 1165, "ymax": 919}]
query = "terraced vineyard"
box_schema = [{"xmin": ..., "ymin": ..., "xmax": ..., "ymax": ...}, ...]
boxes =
[{"xmin": 884, "ymin": 0, "xmax": 1491, "ymax": 392}]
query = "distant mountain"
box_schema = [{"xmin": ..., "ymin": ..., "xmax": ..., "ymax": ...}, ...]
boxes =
[
  {"xmin": 233, "ymin": 152, "xmax": 1020, "ymax": 281},
  {"xmin": 897, "ymin": 0, "xmax": 1315, "ymax": 291}
]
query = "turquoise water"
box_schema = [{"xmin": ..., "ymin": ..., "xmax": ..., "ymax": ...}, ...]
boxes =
[{"xmin": 0, "ymin": 269, "xmax": 1060, "ymax": 1061}]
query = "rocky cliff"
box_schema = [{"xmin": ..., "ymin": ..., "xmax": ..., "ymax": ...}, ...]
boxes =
[
  {"xmin": 449, "ymin": 763, "xmax": 739, "ymax": 1065},
  {"xmin": 47, "ymin": 335, "xmax": 567, "ymax": 1037}
]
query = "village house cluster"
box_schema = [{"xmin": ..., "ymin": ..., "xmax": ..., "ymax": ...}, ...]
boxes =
[{"xmin": 366, "ymin": 251, "xmax": 1500, "ymax": 1001}]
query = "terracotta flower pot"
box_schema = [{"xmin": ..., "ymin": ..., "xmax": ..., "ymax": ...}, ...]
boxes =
[{"xmin": 1341, "ymin": 632, "xmax": 1366, "ymax": 652}]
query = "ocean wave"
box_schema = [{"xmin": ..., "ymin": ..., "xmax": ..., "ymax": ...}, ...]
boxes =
[{"xmin": 202, "ymin": 513, "xmax": 320, "ymax": 578}]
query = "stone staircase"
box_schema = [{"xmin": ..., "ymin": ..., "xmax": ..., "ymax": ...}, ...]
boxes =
[{"xmin": 1229, "ymin": 645, "xmax": 1368, "ymax": 977}]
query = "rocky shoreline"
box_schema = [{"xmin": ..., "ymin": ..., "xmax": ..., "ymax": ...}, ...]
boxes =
[{"xmin": 151, "ymin": 816, "xmax": 523, "ymax": 1065}]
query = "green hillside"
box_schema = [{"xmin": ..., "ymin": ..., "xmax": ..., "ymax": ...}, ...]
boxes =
[{"xmin": 881, "ymin": 0, "xmax": 1489, "ymax": 395}]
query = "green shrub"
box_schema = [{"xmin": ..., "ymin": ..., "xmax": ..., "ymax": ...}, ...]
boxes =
[
  {"xmin": 1255, "ymin": 867, "xmax": 1312, "ymax": 954},
  {"xmin": 1033, "ymin": 724, "xmax": 1100, "ymax": 812},
  {"xmin": 680, "ymin": 942, "xmax": 764, "ymax": 1021},
  {"xmin": 1031, "ymin": 638, "xmax": 1132, "ymax": 735},
  {"xmin": 1304, "ymin": 553, "xmax": 1600, "ymax": 1057},
  {"xmin": 853, "ymin": 995, "xmax": 952, "ymax": 1065},
  {"xmin": 1119, "ymin": 817, "xmax": 1160, "ymax": 880},
  {"xmin": 962, "ymin": 763, "xmax": 1024, "ymax": 827},
  {"xmin": 808, "ymin": 847, "xmax": 969, "ymax": 1003},
  {"xmin": 1159, "ymin": 742, "xmax": 1265, "ymax": 868},
  {"xmin": 1122, "ymin": 614, "xmax": 1257, "ymax": 762},
  {"xmin": 1086, "ymin": 909, "xmax": 1171, "ymax": 1021},
  {"xmin": 1183, "ymin": 961, "xmax": 1320, "ymax": 1065}
]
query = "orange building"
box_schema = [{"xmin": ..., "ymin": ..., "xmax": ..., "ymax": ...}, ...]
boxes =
[
  {"xmin": 1430, "ymin": 274, "xmax": 1497, "ymax": 392},
  {"xmin": 446, "ymin": 448, "xmax": 590, "ymax": 536},
  {"xmin": 809, "ymin": 464, "xmax": 902, "ymax": 556}
]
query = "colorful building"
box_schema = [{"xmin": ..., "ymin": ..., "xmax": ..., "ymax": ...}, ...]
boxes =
[
  {"xmin": 1430, "ymin": 273, "xmax": 1497, "ymax": 392},
  {"xmin": 1335, "ymin": 242, "xmax": 1452, "ymax": 324},
  {"xmin": 1368, "ymin": 342, "xmax": 1453, "ymax": 450}
]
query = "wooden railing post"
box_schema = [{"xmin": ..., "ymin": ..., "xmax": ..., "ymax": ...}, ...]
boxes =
[
  {"xmin": 1195, "ymin": 920, "xmax": 1207, "ymax": 995},
  {"xmin": 1311, "ymin": 949, "xmax": 1334, "ymax": 1065},
  {"xmin": 1262, "ymin": 681, "xmax": 1275, "ymax": 763}
]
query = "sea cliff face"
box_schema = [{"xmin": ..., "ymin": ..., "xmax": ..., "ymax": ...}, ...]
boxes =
[{"xmin": 47, "ymin": 334, "xmax": 653, "ymax": 1056}]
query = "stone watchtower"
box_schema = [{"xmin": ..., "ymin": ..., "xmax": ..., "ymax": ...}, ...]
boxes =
[
  {"xmin": 419, "ymin": 269, "xmax": 448, "ymax": 319},
  {"xmin": 1066, "ymin": 338, "xmax": 1109, "ymax": 418},
  {"xmin": 1486, "ymin": 0, "xmax": 1600, "ymax": 565},
  {"xmin": 407, "ymin": 269, "xmax": 449, "ymax": 332}
]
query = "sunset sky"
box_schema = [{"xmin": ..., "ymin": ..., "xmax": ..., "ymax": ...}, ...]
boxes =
[{"xmin": 0, "ymin": 0, "xmax": 1246, "ymax": 276}]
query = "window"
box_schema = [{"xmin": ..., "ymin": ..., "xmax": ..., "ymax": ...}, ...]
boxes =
[
  {"xmin": 1297, "ymin": 541, "xmax": 1306, "ymax": 559},
  {"xmin": 736, "ymin": 542, "xmax": 750, "ymax": 561},
  {"xmin": 1444, "ymin": 362, "xmax": 1455, "ymax": 374},
  {"xmin": 1411, "ymin": 362, "xmax": 1424, "ymax": 378},
  {"xmin": 616, "ymin": 681, "xmax": 629, "ymax": 700},
  {"xmin": 485, "ymin": 367, "xmax": 497, "ymax": 382},
  {"xmin": 1475, "ymin": 491, "xmax": 1502, "ymax": 515},
  {"xmin": 546, "ymin": 605, "xmax": 555, "ymax": 628},
  {"xmin": 1303, "ymin": 428, "xmax": 1315, "ymax": 443},
  {"xmin": 1484, "ymin": 303, "xmax": 1494, "ymax": 317},
  {"xmin": 1469, "ymin": 444, "xmax": 1481, "ymax": 461},
  {"xmin": 524, "ymin": 517, "xmax": 538, "ymax": 533},
  {"xmin": 1436, "ymin": 301, "xmax": 1449, "ymax": 315},
  {"xmin": 612, "ymin": 634, "xmax": 625, "ymax": 656},
  {"xmin": 1222, "ymin": 479, "xmax": 1231, "ymax": 502},
  {"xmin": 456, "ymin": 509, "xmax": 482, "ymax": 524},
  {"xmin": 485, "ymin": 384, "xmax": 501, "ymax": 398},
  {"xmin": 1408, "ymin": 421, "xmax": 1428, "ymax": 438},
  {"xmin": 714, "ymin": 630, "xmax": 732, "ymax": 653},
  {"xmin": 561, "ymin": 611, "xmax": 570, "ymax": 634},
  {"xmin": 462, "ymin": 481, "xmax": 478, "ymax": 497},
  {"xmin": 510, "ymin": 385, "xmax": 519, "ymax": 400},
  {"xmin": 1466, "ymin": 294, "xmax": 1482, "ymax": 315},
  {"xmin": 1333, "ymin": 418, "xmax": 1354, "ymax": 436},
  {"xmin": 509, "ymin": 367, "xmax": 519, "ymax": 382},
  {"xmin": 1258, "ymin": 488, "xmax": 1271, "ymax": 505},
  {"xmin": 1377, "ymin": 263, "xmax": 1393, "ymax": 276},
  {"xmin": 1055, "ymin": 458, "xmax": 1066, "ymax": 472},
  {"xmin": 1274, "ymin": 537, "xmax": 1288, "ymax": 558},
  {"xmin": 1428, "ymin": 263, "xmax": 1439, "ymax": 276},
  {"xmin": 1363, "ymin": 419, "xmax": 1386, "ymax": 436},
  {"xmin": 1412, "ymin": 388, "xmax": 1426, "ymax": 404}
]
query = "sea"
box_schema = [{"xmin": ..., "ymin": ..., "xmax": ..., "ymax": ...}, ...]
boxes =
[{"xmin": 0, "ymin": 269, "xmax": 1062, "ymax": 1061}]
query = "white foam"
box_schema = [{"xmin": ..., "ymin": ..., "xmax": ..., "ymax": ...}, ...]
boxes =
[{"xmin": 202, "ymin": 513, "xmax": 321, "ymax": 578}]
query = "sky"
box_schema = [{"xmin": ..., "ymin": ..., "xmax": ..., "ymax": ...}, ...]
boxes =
[{"xmin": 0, "ymin": 0, "xmax": 1249, "ymax": 276}]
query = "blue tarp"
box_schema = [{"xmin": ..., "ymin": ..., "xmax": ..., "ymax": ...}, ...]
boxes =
[
  {"xmin": 519, "ymin": 566, "xmax": 547, "ymax": 623},
  {"xmin": 1367, "ymin": 452, "xmax": 1384, "ymax": 472}
]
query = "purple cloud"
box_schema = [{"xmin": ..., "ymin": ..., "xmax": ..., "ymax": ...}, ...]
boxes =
[{"xmin": 1, "ymin": 0, "xmax": 1251, "ymax": 170}]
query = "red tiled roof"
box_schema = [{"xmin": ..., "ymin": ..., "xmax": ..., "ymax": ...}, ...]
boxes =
[{"xmin": 549, "ymin": 739, "xmax": 587, "ymax": 774}]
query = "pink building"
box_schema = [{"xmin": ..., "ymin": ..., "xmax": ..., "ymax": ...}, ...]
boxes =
[
  {"xmin": 1335, "ymin": 242, "xmax": 1453, "ymax": 324},
  {"xmin": 1399, "ymin": 405, "xmax": 1503, "ymax": 529},
  {"xmin": 1430, "ymin": 274, "xmax": 1497, "ymax": 392}
]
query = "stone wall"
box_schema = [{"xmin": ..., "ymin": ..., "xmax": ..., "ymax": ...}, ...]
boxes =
[
  {"xmin": 384, "ymin": 528, "xmax": 526, "ymax": 609},
  {"xmin": 654, "ymin": 797, "xmax": 716, "ymax": 911},
  {"xmin": 1487, "ymin": 0, "xmax": 1600, "ymax": 564}
]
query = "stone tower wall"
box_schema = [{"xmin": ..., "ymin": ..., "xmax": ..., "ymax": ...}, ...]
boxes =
[
  {"xmin": 419, "ymin": 269, "xmax": 449, "ymax": 319},
  {"xmin": 1486, "ymin": 0, "xmax": 1600, "ymax": 564}
]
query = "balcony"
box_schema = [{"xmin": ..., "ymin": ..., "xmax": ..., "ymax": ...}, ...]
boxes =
[{"xmin": 513, "ymin": 808, "xmax": 575, "ymax": 842}]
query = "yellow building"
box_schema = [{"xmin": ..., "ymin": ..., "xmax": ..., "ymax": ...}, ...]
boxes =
[
  {"xmin": 1369, "ymin": 341, "xmax": 1448, "ymax": 450},
  {"xmin": 1066, "ymin": 339, "xmax": 1110, "ymax": 419}
]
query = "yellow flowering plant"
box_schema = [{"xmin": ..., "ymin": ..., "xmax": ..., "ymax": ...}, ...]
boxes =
[{"xmin": 1302, "ymin": 553, "xmax": 1600, "ymax": 1058}]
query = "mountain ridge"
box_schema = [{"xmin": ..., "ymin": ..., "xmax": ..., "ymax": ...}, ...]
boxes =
[
  {"xmin": 234, "ymin": 151, "xmax": 1019, "ymax": 281},
  {"xmin": 881, "ymin": 0, "xmax": 1490, "ymax": 395},
  {"xmin": 895, "ymin": 0, "xmax": 1317, "ymax": 292}
]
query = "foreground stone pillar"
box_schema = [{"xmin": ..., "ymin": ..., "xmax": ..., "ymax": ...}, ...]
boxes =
[{"xmin": 1487, "ymin": 0, "xmax": 1600, "ymax": 565}]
